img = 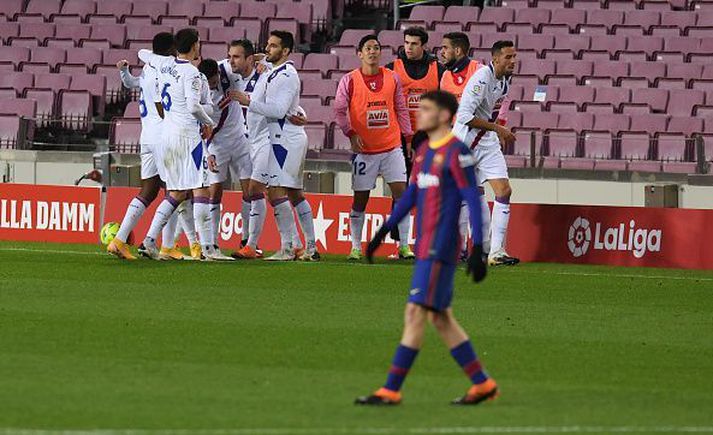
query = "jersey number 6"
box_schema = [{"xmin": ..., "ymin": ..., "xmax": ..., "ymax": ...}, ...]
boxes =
[{"xmin": 161, "ymin": 83, "xmax": 172, "ymax": 111}]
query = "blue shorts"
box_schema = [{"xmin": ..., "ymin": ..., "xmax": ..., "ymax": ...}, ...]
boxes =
[{"xmin": 408, "ymin": 259, "xmax": 457, "ymax": 312}]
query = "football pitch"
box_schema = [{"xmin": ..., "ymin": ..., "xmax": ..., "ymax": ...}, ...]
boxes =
[{"xmin": 1, "ymin": 241, "xmax": 712, "ymax": 435}]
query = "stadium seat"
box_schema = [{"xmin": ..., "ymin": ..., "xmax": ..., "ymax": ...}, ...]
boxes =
[
  {"xmin": 305, "ymin": 123, "xmax": 327, "ymax": 150},
  {"xmin": 19, "ymin": 22, "xmax": 56, "ymax": 41},
  {"xmin": 62, "ymin": 0, "xmax": 97, "ymax": 17},
  {"xmin": 56, "ymin": 23, "xmax": 92, "ymax": 41},
  {"xmin": 546, "ymin": 129, "xmax": 579, "ymax": 169},
  {"xmin": 0, "ymin": 71, "xmax": 33, "ymax": 92},
  {"xmin": 631, "ymin": 88, "xmax": 669, "ymax": 113},
  {"xmin": 94, "ymin": 65, "xmax": 127, "ymax": 103},
  {"xmin": 339, "ymin": 29, "xmax": 374, "ymax": 47},
  {"xmin": 288, "ymin": 52, "xmax": 305, "ymax": 69},
  {"xmin": 203, "ymin": 2, "xmax": 239, "ymax": 22},
  {"xmin": 302, "ymin": 79, "xmax": 338, "ymax": 104},
  {"xmin": 20, "ymin": 62, "xmax": 50, "ymax": 75},
  {"xmin": 443, "ymin": 6, "xmax": 479, "ymax": 23},
  {"xmin": 230, "ymin": 18, "xmax": 262, "ymax": 43},
  {"xmin": 620, "ymin": 132, "xmax": 653, "ymax": 160},
  {"xmin": 67, "ymin": 47, "xmax": 103, "ymax": 67},
  {"xmin": 667, "ymin": 89, "xmax": 705, "ymax": 116},
  {"xmin": 550, "ymin": 9, "xmax": 586, "ymax": 30},
  {"xmin": 594, "ymin": 113, "xmax": 631, "ymax": 133},
  {"xmin": 304, "ymin": 53, "xmax": 339, "ymax": 71},
  {"xmin": 0, "ymin": 98, "xmax": 36, "ymax": 119},
  {"xmin": 0, "ymin": 115, "xmax": 21, "ymax": 149},
  {"xmin": 0, "ymin": 0, "xmax": 24, "ymax": 18},
  {"xmin": 479, "ymin": 7, "xmax": 515, "ymax": 25},
  {"xmin": 10, "ymin": 37, "xmax": 41, "ymax": 49},
  {"xmin": 159, "ymin": 16, "xmax": 191, "ymax": 28},
  {"xmin": 26, "ymin": 0, "xmax": 62, "ymax": 18},
  {"xmin": 111, "ymin": 117, "xmax": 141, "ymax": 153},
  {"xmin": 584, "ymin": 102, "xmax": 616, "ymax": 114},
  {"xmin": 168, "ymin": 0, "xmax": 204, "ymax": 18},
  {"xmin": 630, "ymin": 113, "xmax": 669, "ymax": 132},
  {"xmin": 409, "ymin": 5, "xmax": 445, "ymax": 27},
  {"xmin": 558, "ymin": 112, "xmax": 595, "ymax": 131},
  {"xmin": 667, "ymin": 116, "xmax": 704, "ymax": 135},
  {"xmin": 241, "ymin": 1, "xmax": 276, "ymax": 19},
  {"xmin": 267, "ymin": 18, "xmax": 300, "ymax": 44},
  {"xmin": 90, "ymin": 24, "xmax": 127, "ymax": 47},
  {"xmin": 24, "ymin": 88, "xmax": 56, "ymax": 127}
]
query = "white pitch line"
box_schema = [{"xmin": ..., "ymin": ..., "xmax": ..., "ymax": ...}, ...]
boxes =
[
  {"xmin": 2, "ymin": 427, "xmax": 713, "ymax": 435},
  {"xmin": 0, "ymin": 247, "xmax": 104, "ymax": 256}
]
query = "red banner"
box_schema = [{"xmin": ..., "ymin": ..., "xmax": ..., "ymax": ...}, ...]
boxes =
[
  {"xmin": 3, "ymin": 184, "xmax": 713, "ymax": 270},
  {"xmin": 0, "ymin": 184, "xmax": 101, "ymax": 243}
]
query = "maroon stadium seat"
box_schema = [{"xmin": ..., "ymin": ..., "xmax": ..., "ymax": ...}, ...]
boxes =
[
  {"xmin": 62, "ymin": 0, "xmax": 97, "ymax": 17},
  {"xmin": 304, "ymin": 53, "xmax": 338, "ymax": 71},
  {"xmin": 69, "ymin": 74, "xmax": 106, "ymax": 116},
  {"xmin": 518, "ymin": 35, "xmax": 554, "ymax": 54},
  {"xmin": 123, "ymin": 101, "xmax": 140, "ymax": 117},
  {"xmin": 288, "ymin": 52, "xmax": 305, "ymax": 69},
  {"xmin": 230, "ymin": 18, "xmax": 262, "ymax": 43},
  {"xmin": 691, "ymin": 79, "xmax": 713, "ymax": 103},
  {"xmin": 208, "ymin": 27, "xmax": 239, "ymax": 43},
  {"xmin": 55, "ymin": 23, "xmax": 92, "ymax": 40},
  {"xmin": 625, "ymin": 10, "xmax": 661, "ymax": 28},
  {"xmin": 0, "ymin": 0, "xmax": 24, "ymax": 18},
  {"xmin": 15, "ymin": 13, "xmax": 45, "ymax": 23},
  {"xmin": 168, "ymin": 0, "xmax": 204, "ymax": 18},
  {"xmin": 668, "ymin": 116, "xmax": 704, "ymax": 135},
  {"xmin": 667, "ymin": 89, "xmax": 705, "ymax": 116},
  {"xmin": 9, "ymin": 37, "xmax": 40, "ymax": 49},
  {"xmin": 656, "ymin": 133, "xmax": 689, "ymax": 163},
  {"xmin": 0, "ymin": 98, "xmax": 36, "ymax": 119},
  {"xmin": 588, "ymin": 10, "xmax": 624, "ymax": 27},
  {"xmin": 30, "ymin": 46, "xmax": 65, "ymax": 68},
  {"xmin": 131, "ymin": 0, "xmax": 168, "ymax": 18},
  {"xmin": 519, "ymin": 58, "xmax": 556, "ymax": 78},
  {"xmin": 559, "ymin": 112, "xmax": 595, "ymax": 131},
  {"xmin": 46, "ymin": 38, "xmax": 76, "ymax": 48},
  {"xmin": 546, "ymin": 129, "xmax": 579, "ymax": 168},
  {"xmin": 584, "ymin": 102, "xmax": 616, "ymax": 113},
  {"xmin": 650, "ymin": 26, "xmax": 681, "ymax": 37},
  {"xmin": 478, "ymin": 7, "xmax": 515, "ymax": 25},
  {"xmin": 59, "ymin": 89, "xmax": 92, "ymax": 131},
  {"xmin": 540, "ymin": 24, "xmax": 571, "ymax": 35},
  {"xmin": 627, "ymin": 36, "xmax": 664, "ymax": 54},
  {"xmin": 95, "ymin": 64, "xmax": 126, "ymax": 103},
  {"xmin": 583, "ymin": 131, "xmax": 614, "ymax": 160},
  {"xmin": 557, "ymin": 60, "xmax": 593, "ymax": 79},
  {"xmin": 522, "ymin": 111, "xmax": 559, "ymax": 129},
  {"xmin": 594, "ymin": 113, "xmax": 631, "ymax": 133},
  {"xmin": 20, "ymin": 62, "xmax": 50, "ymax": 75},
  {"xmin": 0, "ymin": 71, "xmax": 33, "ymax": 92},
  {"xmin": 87, "ymin": 15, "xmax": 117, "ymax": 25},
  {"xmin": 619, "ymin": 77, "xmax": 649, "ymax": 89},
  {"xmin": 666, "ymin": 63, "xmax": 702, "ymax": 81},
  {"xmin": 0, "ymin": 46, "xmax": 30, "ymax": 65},
  {"xmin": 608, "ymin": 0, "xmax": 639, "ymax": 10},
  {"xmin": 305, "ymin": 123, "xmax": 327, "ymax": 150},
  {"xmin": 0, "ymin": 115, "xmax": 21, "ymax": 149},
  {"xmin": 621, "ymin": 102, "xmax": 653, "ymax": 114},
  {"xmin": 620, "ymin": 132, "xmax": 653, "ymax": 160},
  {"xmin": 81, "ymin": 39, "xmax": 111, "ymax": 49},
  {"xmin": 512, "ymin": 128, "xmax": 542, "ymax": 157},
  {"xmin": 24, "ymin": 88, "xmax": 55, "ymax": 127},
  {"xmin": 102, "ymin": 49, "xmax": 139, "ymax": 66},
  {"xmin": 632, "ymin": 88, "xmax": 669, "ymax": 112},
  {"xmin": 122, "ymin": 15, "xmax": 153, "ymax": 26},
  {"xmin": 241, "ymin": 1, "xmax": 277, "ymax": 19},
  {"xmin": 67, "ymin": 47, "xmax": 103, "ymax": 67},
  {"xmin": 629, "ymin": 113, "xmax": 669, "ymax": 132},
  {"xmin": 409, "ymin": 5, "xmax": 445, "ymax": 27},
  {"xmin": 26, "ymin": 0, "xmax": 62, "ymax": 18},
  {"xmin": 555, "ymin": 85, "xmax": 595, "ymax": 106},
  {"xmin": 550, "ymin": 9, "xmax": 586, "ymax": 29},
  {"xmin": 444, "ymin": 6, "xmax": 479, "ymax": 23},
  {"xmin": 339, "ymin": 29, "xmax": 374, "ymax": 46},
  {"xmin": 111, "ymin": 117, "xmax": 141, "ymax": 153},
  {"xmin": 204, "ymin": 2, "xmax": 239, "ymax": 22},
  {"xmin": 302, "ymin": 79, "xmax": 338, "ymax": 104},
  {"xmin": 90, "ymin": 24, "xmax": 127, "ymax": 47},
  {"xmin": 19, "ymin": 22, "xmax": 56, "ymax": 41},
  {"xmin": 96, "ymin": 0, "xmax": 132, "ymax": 17},
  {"xmin": 34, "ymin": 72, "xmax": 71, "ymax": 90},
  {"xmin": 159, "ymin": 16, "xmax": 190, "ymax": 28}
]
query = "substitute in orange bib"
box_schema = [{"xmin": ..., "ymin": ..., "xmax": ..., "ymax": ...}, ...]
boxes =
[
  {"xmin": 440, "ymin": 32, "xmax": 479, "ymax": 103},
  {"xmin": 335, "ymin": 34, "xmax": 415, "ymax": 261}
]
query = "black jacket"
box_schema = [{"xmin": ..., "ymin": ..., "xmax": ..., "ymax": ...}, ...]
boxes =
[{"xmin": 385, "ymin": 48, "xmax": 446, "ymax": 83}]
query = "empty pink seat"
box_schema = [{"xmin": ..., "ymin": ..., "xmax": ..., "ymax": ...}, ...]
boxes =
[
  {"xmin": 30, "ymin": 46, "xmax": 65, "ymax": 67},
  {"xmin": 19, "ymin": 62, "xmax": 49, "ymax": 74},
  {"xmin": 514, "ymin": 101, "xmax": 544, "ymax": 112},
  {"xmin": 627, "ymin": 36, "xmax": 664, "ymax": 54},
  {"xmin": 67, "ymin": 47, "xmax": 103, "ymax": 67},
  {"xmin": 339, "ymin": 29, "xmax": 374, "ymax": 46},
  {"xmin": 444, "ymin": 6, "xmax": 479, "ymax": 23},
  {"xmin": 131, "ymin": 0, "xmax": 167, "ymax": 18},
  {"xmin": 590, "ymin": 35, "xmax": 626, "ymax": 53},
  {"xmin": 617, "ymin": 51, "xmax": 648, "ymax": 63},
  {"xmin": 0, "ymin": 46, "xmax": 30, "ymax": 65},
  {"xmin": 668, "ymin": 116, "xmax": 704, "ymax": 135},
  {"xmin": 301, "ymin": 79, "xmax": 338, "ymax": 104},
  {"xmin": 81, "ymin": 39, "xmax": 111, "ymax": 49},
  {"xmin": 656, "ymin": 133, "xmax": 689, "ymax": 163},
  {"xmin": 479, "ymin": 7, "xmax": 515, "ymax": 25},
  {"xmin": 9, "ymin": 37, "xmax": 41, "ymax": 48},
  {"xmin": 0, "ymin": 71, "xmax": 33, "ymax": 92},
  {"xmin": 0, "ymin": 0, "xmax": 24, "ymax": 18},
  {"xmin": 550, "ymin": 9, "xmax": 586, "ymax": 30},
  {"xmin": 69, "ymin": 73, "xmax": 105, "ymax": 115},
  {"xmin": 62, "ymin": 0, "xmax": 96, "ymax": 16},
  {"xmin": 667, "ymin": 63, "xmax": 702, "ymax": 81},
  {"xmin": 540, "ymin": 24, "xmax": 571, "ymax": 35},
  {"xmin": 46, "ymin": 38, "xmax": 76, "ymax": 48},
  {"xmin": 516, "ymin": 8, "xmax": 551, "ymax": 27},
  {"xmin": 19, "ymin": 22, "xmax": 56, "ymax": 41},
  {"xmin": 624, "ymin": 10, "xmax": 661, "ymax": 28},
  {"xmin": 160, "ymin": 16, "xmax": 190, "ymax": 27},
  {"xmin": 549, "ymin": 101, "xmax": 578, "ymax": 113},
  {"xmin": 303, "ymin": 53, "xmax": 338, "ymax": 71},
  {"xmin": 0, "ymin": 115, "xmax": 21, "ymax": 149},
  {"xmin": 594, "ymin": 113, "xmax": 630, "ymax": 133},
  {"xmin": 584, "ymin": 102, "xmax": 616, "ymax": 113},
  {"xmin": 337, "ymin": 54, "xmax": 361, "ymax": 71},
  {"xmin": 305, "ymin": 123, "xmax": 327, "ymax": 150},
  {"xmin": 630, "ymin": 114, "xmax": 669, "ymax": 132},
  {"xmin": 209, "ymin": 27, "xmax": 241, "ymax": 43},
  {"xmin": 583, "ymin": 131, "xmax": 614, "ymax": 159},
  {"xmin": 522, "ymin": 112, "xmax": 559, "ymax": 129},
  {"xmin": 631, "ymin": 88, "xmax": 669, "ymax": 112},
  {"xmin": 546, "ymin": 129, "xmax": 579, "ymax": 168},
  {"xmin": 91, "ymin": 24, "xmax": 126, "ymax": 47},
  {"xmin": 588, "ymin": 10, "xmax": 624, "ymax": 26},
  {"xmin": 0, "ymin": 98, "xmax": 36, "ymax": 119},
  {"xmin": 556, "ymin": 85, "xmax": 594, "ymax": 106},
  {"xmin": 241, "ymin": 1, "xmax": 276, "ymax": 19},
  {"xmin": 103, "ymin": 49, "xmax": 139, "ymax": 66},
  {"xmin": 168, "ymin": 0, "xmax": 204, "ymax": 18},
  {"xmin": 35, "ymin": 72, "xmax": 71, "ymax": 90},
  {"xmin": 619, "ymin": 77, "xmax": 649, "ymax": 88},
  {"xmin": 24, "ymin": 88, "xmax": 55, "ymax": 126},
  {"xmin": 409, "ymin": 5, "xmax": 445, "ymax": 27},
  {"xmin": 668, "ymin": 89, "xmax": 705, "ymax": 116},
  {"xmin": 55, "ymin": 23, "xmax": 92, "ymax": 40},
  {"xmin": 519, "ymin": 58, "xmax": 556, "ymax": 78},
  {"xmin": 26, "ymin": 0, "xmax": 62, "ymax": 17},
  {"xmin": 687, "ymin": 26, "xmax": 713, "ymax": 38},
  {"xmin": 111, "ymin": 117, "xmax": 141, "ymax": 153},
  {"xmin": 518, "ymin": 35, "xmax": 554, "ymax": 54},
  {"xmin": 594, "ymin": 86, "xmax": 630, "ymax": 107},
  {"xmin": 204, "ymin": 2, "xmax": 239, "ymax": 21},
  {"xmin": 557, "ymin": 60, "xmax": 593, "ymax": 79},
  {"xmin": 559, "ymin": 112, "xmax": 595, "ymax": 131},
  {"xmin": 691, "ymin": 79, "xmax": 713, "ymax": 103},
  {"xmin": 59, "ymin": 89, "xmax": 92, "ymax": 131},
  {"xmin": 620, "ymin": 132, "xmax": 653, "ymax": 160}
]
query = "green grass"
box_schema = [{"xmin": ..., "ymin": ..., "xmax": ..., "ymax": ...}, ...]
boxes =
[{"xmin": 0, "ymin": 241, "xmax": 712, "ymax": 434}]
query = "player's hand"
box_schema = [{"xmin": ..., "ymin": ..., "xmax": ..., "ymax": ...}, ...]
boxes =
[
  {"xmin": 496, "ymin": 126, "xmax": 516, "ymax": 149},
  {"xmin": 207, "ymin": 154, "xmax": 218, "ymax": 173},
  {"xmin": 201, "ymin": 124, "xmax": 214, "ymax": 140},
  {"xmin": 405, "ymin": 139, "xmax": 413, "ymax": 161},
  {"xmin": 466, "ymin": 244, "xmax": 487, "ymax": 283},
  {"xmin": 256, "ymin": 62, "xmax": 268, "ymax": 74},
  {"xmin": 366, "ymin": 225, "xmax": 390, "ymax": 263},
  {"xmin": 231, "ymin": 91, "xmax": 250, "ymax": 106},
  {"xmin": 288, "ymin": 113, "xmax": 308, "ymax": 126},
  {"xmin": 350, "ymin": 134, "xmax": 364, "ymax": 153},
  {"xmin": 253, "ymin": 53, "xmax": 266, "ymax": 63},
  {"xmin": 218, "ymin": 94, "xmax": 231, "ymax": 110},
  {"xmin": 116, "ymin": 60, "xmax": 129, "ymax": 70}
]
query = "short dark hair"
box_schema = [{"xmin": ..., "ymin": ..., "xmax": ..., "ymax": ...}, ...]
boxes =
[
  {"xmin": 357, "ymin": 34, "xmax": 379, "ymax": 52},
  {"xmin": 152, "ymin": 32, "xmax": 174, "ymax": 56},
  {"xmin": 491, "ymin": 40, "xmax": 515, "ymax": 55},
  {"xmin": 198, "ymin": 58, "xmax": 219, "ymax": 79},
  {"xmin": 403, "ymin": 26, "xmax": 428, "ymax": 45},
  {"xmin": 229, "ymin": 39, "xmax": 254, "ymax": 57},
  {"xmin": 420, "ymin": 90, "xmax": 459, "ymax": 120},
  {"xmin": 443, "ymin": 32, "xmax": 470, "ymax": 54},
  {"xmin": 175, "ymin": 28, "xmax": 199, "ymax": 54},
  {"xmin": 269, "ymin": 30, "xmax": 294, "ymax": 53}
]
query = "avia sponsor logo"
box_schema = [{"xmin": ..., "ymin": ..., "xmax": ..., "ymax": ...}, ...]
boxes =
[
  {"xmin": 407, "ymin": 94, "xmax": 422, "ymax": 110},
  {"xmin": 0, "ymin": 199, "xmax": 95, "ymax": 232},
  {"xmin": 416, "ymin": 173, "xmax": 440, "ymax": 189},
  {"xmin": 568, "ymin": 216, "xmax": 662, "ymax": 259},
  {"xmin": 366, "ymin": 109, "xmax": 389, "ymax": 129}
]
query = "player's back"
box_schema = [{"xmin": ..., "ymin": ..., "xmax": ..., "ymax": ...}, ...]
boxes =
[
  {"xmin": 137, "ymin": 64, "xmax": 163, "ymax": 143},
  {"xmin": 159, "ymin": 59, "xmax": 203, "ymax": 137},
  {"xmin": 412, "ymin": 134, "xmax": 478, "ymax": 263},
  {"xmin": 262, "ymin": 61, "xmax": 303, "ymax": 134}
]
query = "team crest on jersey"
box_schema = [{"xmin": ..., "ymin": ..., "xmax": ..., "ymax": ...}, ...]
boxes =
[
  {"xmin": 456, "ymin": 76, "xmax": 465, "ymax": 85},
  {"xmin": 433, "ymin": 153, "xmax": 444, "ymax": 165},
  {"xmin": 369, "ymin": 82, "xmax": 377, "ymax": 90},
  {"xmin": 367, "ymin": 109, "xmax": 389, "ymax": 128}
]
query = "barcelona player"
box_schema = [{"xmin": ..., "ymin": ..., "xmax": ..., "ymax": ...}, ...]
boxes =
[{"xmin": 355, "ymin": 90, "xmax": 496, "ymax": 406}]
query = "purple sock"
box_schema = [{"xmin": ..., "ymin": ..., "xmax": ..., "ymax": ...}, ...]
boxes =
[
  {"xmin": 384, "ymin": 344, "xmax": 419, "ymax": 392},
  {"xmin": 450, "ymin": 340, "xmax": 488, "ymax": 385}
]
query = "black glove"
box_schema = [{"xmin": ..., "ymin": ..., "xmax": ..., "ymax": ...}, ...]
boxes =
[
  {"xmin": 365, "ymin": 225, "xmax": 391, "ymax": 263},
  {"xmin": 466, "ymin": 244, "xmax": 487, "ymax": 283}
]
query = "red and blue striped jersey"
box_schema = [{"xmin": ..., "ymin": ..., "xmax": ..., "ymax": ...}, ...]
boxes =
[{"xmin": 387, "ymin": 132, "xmax": 483, "ymax": 264}]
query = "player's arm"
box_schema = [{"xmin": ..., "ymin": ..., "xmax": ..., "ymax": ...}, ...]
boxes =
[
  {"xmin": 117, "ymin": 61, "xmax": 140, "ymax": 89},
  {"xmin": 334, "ymin": 75, "xmax": 364, "ymax": 152},
  {"xmin": 452, "ymin": 145, "xmax": 487, "ymax": 282},
  {"xmin": 137, "ymin": 49, "xmax": 158, "ymax": 65},
  {"xmin": 393, "ymin": 74, "xmax": 414, "ymax": 147},
  {"xmin": 186, "ymin": 73, "xmax": 216, "ymax": 139},
  {"xmin": 247, "ymin": 72, "xmax": 298, "ymax": 119},
  {"xmin": 457, "ymin": 72, "xmax": 514, "ymax": 147}
]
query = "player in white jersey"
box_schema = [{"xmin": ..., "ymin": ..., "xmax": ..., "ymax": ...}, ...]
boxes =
[
  {"xmin": 196, "ymin": 57, "xmax": 250, "ymax": 259},
  {"xmin": 137, "ymin": 28, "xmax": 231, "ymax": 261},
  {"xmin": 233, "ymin": 31, "xmax": 319, "ymax": 261},
  {"xmin": 453, "ymin": 40, "xmax": 519, "ymax": 266},
  {"xmin": 107, "ymin": 32, "xmax": 177, "ymax": 260}
]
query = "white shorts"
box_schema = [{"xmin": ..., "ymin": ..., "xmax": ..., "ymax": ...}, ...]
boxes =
[
  {"xmin": 208, "ymin": 138, "xmax": 252, "ymax": 185},
  {"xmin": 250, "ymin": 137, "xmax": 271, "ymax": 186},
  {"xmin": 158, "ymin": 132, "xmax": 208, "ymax": 191},
  {"xmin": 473, "ymin": 145, "xmax": 509, "ymax": 186},
  {"xmin": 268, "ymin": 130, "xmax": 307, "ymax": 189},
  {"xmin": 140, "ymin": 143, "xmax": 159, "ymax": 180},
  {"xmin": 352, "ymin": 147, "xmax": 407, "ymax": 192}
]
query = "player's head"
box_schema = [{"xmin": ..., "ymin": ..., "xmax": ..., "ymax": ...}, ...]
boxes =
[
  {"xmin": 403, "ymin": 26, "xmax": 428, "ymax": 61},
  {"xmin": 175, "ymin": 28, "xmax": 201, "ymax": 60},
  {"xmin": 198, "ymin": 58, "xmax": 219, "ymax": 90},
  {"xmin": 357, "ymin": 34, "xmax": 381, "ymax": 67},
  {"xmin": 440, "ymin": 32, "xmax": 470, "ymax": 65},
  {"xmin": 265, "ymin": 30, "xmax": 294, "ymax": 64},
  {"xmin": 228, "ymin": 39, "xmax": 255, "ymax": 75},
  {"xmin": 152, "ymin": 32, "xmax": 175, "ymax": 57},
  {"xmin": 491, "ymin": 40, "xmax": 517, "ymax": 78},
  {"xmin": 417, "ymin": 90, "xmax": 459, "ymax": 132}
]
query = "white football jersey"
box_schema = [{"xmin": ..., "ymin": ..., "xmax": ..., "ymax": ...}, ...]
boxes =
[
  {"xmin": 207, "ymin": 59, "xmax": 246, "ymax": 145},
  {"xmin": 240, "ymin": 67, "xmax": 262, "ymax": 139},
  {"xmin": 248, "ymin": 61, "xmax": 304, "ymax": 144},
  {"xmin": 453, "ymin": 62, "xmax": 512, "ymax": 150},
  {"xmin": 245, "ymin": 66, "xmax": 271, "ymax": 149}
]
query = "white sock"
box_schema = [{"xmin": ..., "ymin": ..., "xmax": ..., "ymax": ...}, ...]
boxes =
[
  {"xmin": 396, "ymin": 214, "xmax": 411, "ymax": 249},
  {"xmin": 241, "ymin": 199, "xmax": 251, "ymax": 243},
  {"xmin": 193, "ymin": 197, "xmax": 214, "ymax": 249},
  {"xmin": 145, "ymin": 197, "xmax": 179, "ymax": 242},
  {"xmin": 162, "ymin": 209, "xmax": 179, "ymax": 249},
  {"xmin": 294, "ymin": 199, "xmax": 316, "ymax": 250},
  {"xmin": 459, "ymin": 201, "xmax": 469, "ymax": 253},
  {"xmin": 210, "ymin": 199, "xmax": 221, "ymax": 246},
  {"xmin": 349, "ymin": 209, "xmax": 365, "ymax": 251},
  {"xmin": 480, "ymin": 196, "xmax": 492, "ymax": 254},
  {"xmin": 272, "ymin": 198, "xmax": 296, "ymax": 251},
  {"xmin": 292, "ymin": 221, "xmax": 304, "ymax": 250},
  {"xmin": 247, "ymin": 194, "xmax": 266, "ymax": 248},
  {"xmin": 490, "ymin": 197, "xmax": 510, "ymax": 254},
  {"xmin": 116, "ymin": 196, "xmax": 147, "ymax": 243},
  {"xmin": 178, "ymin": 199, "xmax": 197, "ymax": 245}
]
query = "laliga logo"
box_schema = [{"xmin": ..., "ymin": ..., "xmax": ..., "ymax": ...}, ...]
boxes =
[{"xmin": 568, "ymin": 217, "xmax": 662, "ymax": 259}]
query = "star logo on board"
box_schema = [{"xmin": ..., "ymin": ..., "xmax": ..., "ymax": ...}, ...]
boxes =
[{"xmin": 312, "ymin": 201, "xmax": 334, "ymax": 250}]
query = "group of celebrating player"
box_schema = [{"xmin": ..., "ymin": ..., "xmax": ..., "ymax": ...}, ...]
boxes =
[{"xmin": 104, "ymin": 24, "xmax": 519, "ymax": 407}]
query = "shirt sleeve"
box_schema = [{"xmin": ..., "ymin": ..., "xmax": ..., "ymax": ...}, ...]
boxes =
[
  {"xmin": 455, "ymin": 68, "xmax": 488, "ymax": 126},
  {"xmin": 248, "ymin": 69, "xmax": 299, "ymax": 119},
  {"xmin": 334, "ymin": 74, "xmax": 355, "ymax": 137},
  {"xmin": 185, "ymin": 71, "xmax": 215, "ymax": 126},
  {"xmin": 392, "ymin": 73, "xmax": 413, "ymax": 138},
  {"xmin": 138, "ymin": 49, "xmax": 156, "ymax": 65},
  {"xmin": 451, "ymin": 143, "xmax": 483, "ymax": 245},
  {"xmin": 119, "ymin": 68, "xmax": 141, "ymax": 89}
]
